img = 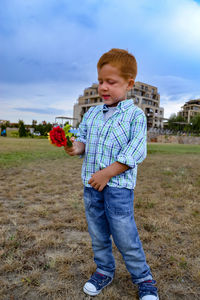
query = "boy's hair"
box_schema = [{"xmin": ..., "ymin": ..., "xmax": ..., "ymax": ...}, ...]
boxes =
[{"xmin": 97, "ymin": 48, "xmax": 137, "ymax": 80}]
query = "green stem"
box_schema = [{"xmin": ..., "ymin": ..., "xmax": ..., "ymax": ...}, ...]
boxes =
[{"xmin": 66, "ymin": 136, "xmax": 72, "ymax": 147}]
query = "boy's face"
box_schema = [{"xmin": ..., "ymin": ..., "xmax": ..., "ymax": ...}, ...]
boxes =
[{"xmin": 98, "ymin": 64, "xmax": 134, "ymax": 107}]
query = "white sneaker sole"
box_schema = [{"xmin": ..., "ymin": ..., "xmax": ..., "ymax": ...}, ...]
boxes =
[
  {"xmin": 83, "ymin": 278, "xmax": 113, "ymax": 296},
  {"xmin": 139, "ymin": 296, "xmax": 159, "ymax": 300}
]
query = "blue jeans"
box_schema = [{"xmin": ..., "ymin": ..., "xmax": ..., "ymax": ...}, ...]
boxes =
[{"xmin": 84, "ymin": 186, "xmax": 153, "ymax": 284}]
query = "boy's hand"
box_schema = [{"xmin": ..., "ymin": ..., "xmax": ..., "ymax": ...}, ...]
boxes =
[
  {"xmin": 64, "ymin": 137, "xmax": 77, "ymax": 156},
  {"xmin": 88, "ymin": 162, "xmax": 129, "ymax": 191},
  {"xmin": 64, "ymin": 138, "xmax": 85, "ymax": 156},
  {"xmin": 88, "ymin": 169, "xmax": 111, "ymax": 191}
]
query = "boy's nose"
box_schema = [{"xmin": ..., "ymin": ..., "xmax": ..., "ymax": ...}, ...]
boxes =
[{"xmin": 100, "ymin": 83, "xmax": 108, "ymax": 90}]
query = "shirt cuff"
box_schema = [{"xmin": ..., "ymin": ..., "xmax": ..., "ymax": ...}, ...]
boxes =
[
  {"xmin": 117, "ymin": 154, "xmax": 136, "ymax": 169},
  {"xmin": 76, "ymin": 137, "xmax": 86, "ymax": 144}
]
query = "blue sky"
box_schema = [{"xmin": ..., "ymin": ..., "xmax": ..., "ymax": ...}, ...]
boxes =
[{"xmin": 0, "ymin": 0, "xmax": 200, "ymax": 124}]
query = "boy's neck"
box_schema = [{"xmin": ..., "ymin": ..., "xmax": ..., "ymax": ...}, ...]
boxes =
[{"xmin": 106, "ymin": 98, "xmax": 128, "ymax": 107}]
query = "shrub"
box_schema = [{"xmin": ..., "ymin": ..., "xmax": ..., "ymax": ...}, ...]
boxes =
[{"xmin": 18, "ymin": 120, "xmax": 27, "ymax": 137}]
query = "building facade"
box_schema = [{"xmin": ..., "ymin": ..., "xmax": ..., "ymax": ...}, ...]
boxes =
[
  {"xmin": 73, "ymin": 81, "xmax": 164, "ymax": 128},
  {"xmin": 0, "ymin": 119, "xmax": 9, "ymax": 125},
  {"xmin": 179, "ymin": 99, "xmax": 200, "ymax": 123}
]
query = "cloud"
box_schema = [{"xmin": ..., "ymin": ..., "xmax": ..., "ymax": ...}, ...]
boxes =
[
  {"xmin": 162, "ymin": 97, "xmax": 187, "ymax": 119},
  {"xmin": 152, "ymin": 75, "xmax": 200, "ymax": 97},
  {"xmin": 0, "ymin": 81, "xmax": 87, "ymax": 123},
  {"xmin": 1, "ymin": 0, "xmax": 200, "ymax": 83},
  {"xmin": 150, "ymin": 74, "xmax": 200, "ymax": 118},
  {"xmin": 0, "ymin": 0, "xmax": 101, "ymax": 83},
  {"xmin": 14, "ymin": 107, "xmax": 66, "ymax": 115}
]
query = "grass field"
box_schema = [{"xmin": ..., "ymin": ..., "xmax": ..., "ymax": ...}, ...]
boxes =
[{"xmin": 0, "ymin": 137, "xmax": 200, "ymax": 300}]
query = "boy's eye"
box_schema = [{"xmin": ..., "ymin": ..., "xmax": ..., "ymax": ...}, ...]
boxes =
[{"xmin": 108, "ymin": 80, "xmax": 115, "ymax": 84}]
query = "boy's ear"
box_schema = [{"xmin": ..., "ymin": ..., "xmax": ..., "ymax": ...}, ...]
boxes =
[{"xmin": 127, "ymin": 78, "xmax": 135, "ymax": 90}]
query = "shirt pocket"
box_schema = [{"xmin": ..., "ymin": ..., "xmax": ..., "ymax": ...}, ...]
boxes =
[
  {"xmin": 86, "ymin": 118, "xmax": 102, "ymax": 141},
  {"xmin": 110, "ymin": 121, "xmax": 130, "ymax": 149}
]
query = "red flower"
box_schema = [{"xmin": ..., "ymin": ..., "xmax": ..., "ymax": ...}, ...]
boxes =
[{"xmin": 49, "ymin": 126, "xmax": 67, "ymax": 147}]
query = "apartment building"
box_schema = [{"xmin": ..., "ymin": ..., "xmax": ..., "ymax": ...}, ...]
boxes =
[
  {"xmin": 73, "ymin": 81, "xmax": 164, "ymax": 128},
  {"xmin": 0, "ymin": 119, "xmax": 8, "ymax": 125},
  {"xmin": 179, "ymin": 99, "xmax": 200, "ymax": 123}
]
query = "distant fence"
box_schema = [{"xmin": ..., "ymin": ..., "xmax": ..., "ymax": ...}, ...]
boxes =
[{"xmin": 148, "ymin": 129, "xmax": 200, "ymax": 145}]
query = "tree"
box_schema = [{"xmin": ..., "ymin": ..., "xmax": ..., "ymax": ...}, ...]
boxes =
[
  {"xmin": 191, "ymin": 114, "xmax": 200, "ymax": 134},
  {"xmin": 18, "ymin": 120, "xmax": 27, "ymax": 137},
  {"xmin": 5, "ymin": 121, "xmax": 10, "ymax": 128},
  {"xmin": 32, "ymin": 120, "xmax": 37, "ymax": 127},
  {"xmin": 45, "ymin": 122, "xmax": 52, "ymax": 134},
  {"xmin": 34, "ymin": 122, "xmax": 52, "ymax": 136},
  {"xmin": 167, "ymin": 114, "xmax": 186, "ymax": 132}
]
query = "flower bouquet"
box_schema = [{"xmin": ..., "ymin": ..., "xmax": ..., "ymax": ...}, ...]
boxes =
[{"xmin": 48, "ymin": 124, "xmax": 77, "ymax": 147}]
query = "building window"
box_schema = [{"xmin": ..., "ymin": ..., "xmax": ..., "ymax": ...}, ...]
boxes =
[
  {"xmin": 142, "ymin": 99, "xmax": 146, "ymax": 104},
  {"xmin": 135, "ymin": 97, "xmax": 139, "ymax": 104},
  {"xmin": 127, "ymin": 91, "xmax": 131, "ymax": 97}
]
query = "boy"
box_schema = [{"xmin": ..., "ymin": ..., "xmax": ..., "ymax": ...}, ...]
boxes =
[{"xmin": 65, "ymin": 48, "xmax": 159, "ymax": 300}]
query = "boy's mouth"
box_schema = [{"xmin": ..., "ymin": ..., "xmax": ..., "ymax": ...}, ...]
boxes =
[{"xmin": 102, "ymin": 95, "xmax": 110, "ymax": 100}]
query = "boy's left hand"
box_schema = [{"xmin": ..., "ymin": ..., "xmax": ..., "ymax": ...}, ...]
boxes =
[{"xmin": 88, "ymin": 169, "xmax": 111, "ymax": 191}]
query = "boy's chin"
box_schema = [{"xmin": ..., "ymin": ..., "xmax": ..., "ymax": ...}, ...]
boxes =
[{"xmin": 104, "ymin": 99, "xmax": 123, "ymax": 107}]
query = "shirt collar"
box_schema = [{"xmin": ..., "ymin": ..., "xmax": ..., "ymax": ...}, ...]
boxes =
[{"xmin": 102, "ymin": 99, "xmax": 133, "ymax": 112}]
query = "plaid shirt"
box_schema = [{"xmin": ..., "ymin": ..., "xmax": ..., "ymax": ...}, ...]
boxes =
[{"xmin": 76, "ymin": 99, "xmax": 147, "ymax": 189}]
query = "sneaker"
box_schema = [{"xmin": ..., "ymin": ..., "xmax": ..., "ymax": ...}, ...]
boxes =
[
  {"xmin": 138, "ymin": 280, "xmax": 159, "ymax": 300},
  {"xmin": 83, "ymin": 271, "xmax": 113, "ymax": 296}
]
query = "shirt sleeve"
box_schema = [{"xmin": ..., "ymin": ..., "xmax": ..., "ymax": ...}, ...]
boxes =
[
  {"xmin": 117, "ymin": 111, "xmax": 147, "ymax": 168},
  {"xmin": 76, "ymin": 113, "xmax": 88, "ymax": 144},
  {"xmin": 76, "ymin": 106, "xmax": 97, "ymax": 144}
]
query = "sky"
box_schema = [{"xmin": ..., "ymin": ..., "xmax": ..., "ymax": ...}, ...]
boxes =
[{"xmin": 0, "ymin": 0, "xmax": 200, "ymax": 124}]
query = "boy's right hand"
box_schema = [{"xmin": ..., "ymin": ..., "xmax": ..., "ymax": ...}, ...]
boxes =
[
  {"xmin": 64, "ymin": 137, "xmax": 77, "ymax": 156},
  {"xmin": 64, "ymin": 137, "xmax": 85, "ymax": 156}
]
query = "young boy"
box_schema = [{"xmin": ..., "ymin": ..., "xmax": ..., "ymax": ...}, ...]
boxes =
[{"xmin": 65, "ymin": 48, "xmax": 159, "ymax": 300}]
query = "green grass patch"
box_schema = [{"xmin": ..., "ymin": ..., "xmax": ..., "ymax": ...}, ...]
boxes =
[
  {"xmin": 0, "ymin": 137, "xmax": 71, "ymax": 168},
  {"xmin": 147, "ymin": 143, "xmax": 200, "ymax": 154},
  {"xmin": 1, "ymin": 138, "xmax": 200, "ymax": 168},
  {"xmin": 8, "ymin": 130, "xmax": 19, "ymax": 138},
  {"xmin": 0, "ymin": 150, "xmax": 68, "ymax": 168}
]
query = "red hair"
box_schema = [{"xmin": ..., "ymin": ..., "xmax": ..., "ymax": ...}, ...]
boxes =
[{"xmin": 97, "ymin": 48, "xmax": 137, "ymax": 80}]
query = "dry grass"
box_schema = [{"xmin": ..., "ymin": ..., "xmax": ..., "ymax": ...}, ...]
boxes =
[{"xmin": 0, "ymin": 138, "xmax": 200, "ymax": 299}]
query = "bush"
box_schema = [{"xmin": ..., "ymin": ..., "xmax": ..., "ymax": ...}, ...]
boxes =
[
  {"xmin": 33, "ymin": 122, "xmax": 52, "ymax": 136},
  {"xmin": 18, "ymin": 121, "xmax": 27, "ymax": 137},
  {"xmin": 191, "ymin": 114, "xmax": 200, "ymax": 134}
]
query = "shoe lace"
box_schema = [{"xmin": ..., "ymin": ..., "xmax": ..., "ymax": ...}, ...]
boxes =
[
  {"xmin": 90, "ymin": 272, "xmax": 110, "ymax": 288},
  {"xmin": 138, "ymin": 280, "xmax": 158, "ymax": 298}
]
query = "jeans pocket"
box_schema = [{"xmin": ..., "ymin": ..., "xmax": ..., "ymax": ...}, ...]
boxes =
[
  {"xmin": 84, "ymin": 187, "xmax": 92, "ymax": 209},
  {"xmin": 106, "ymin": 188, "xmax": 133, "ymax": 216}
]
